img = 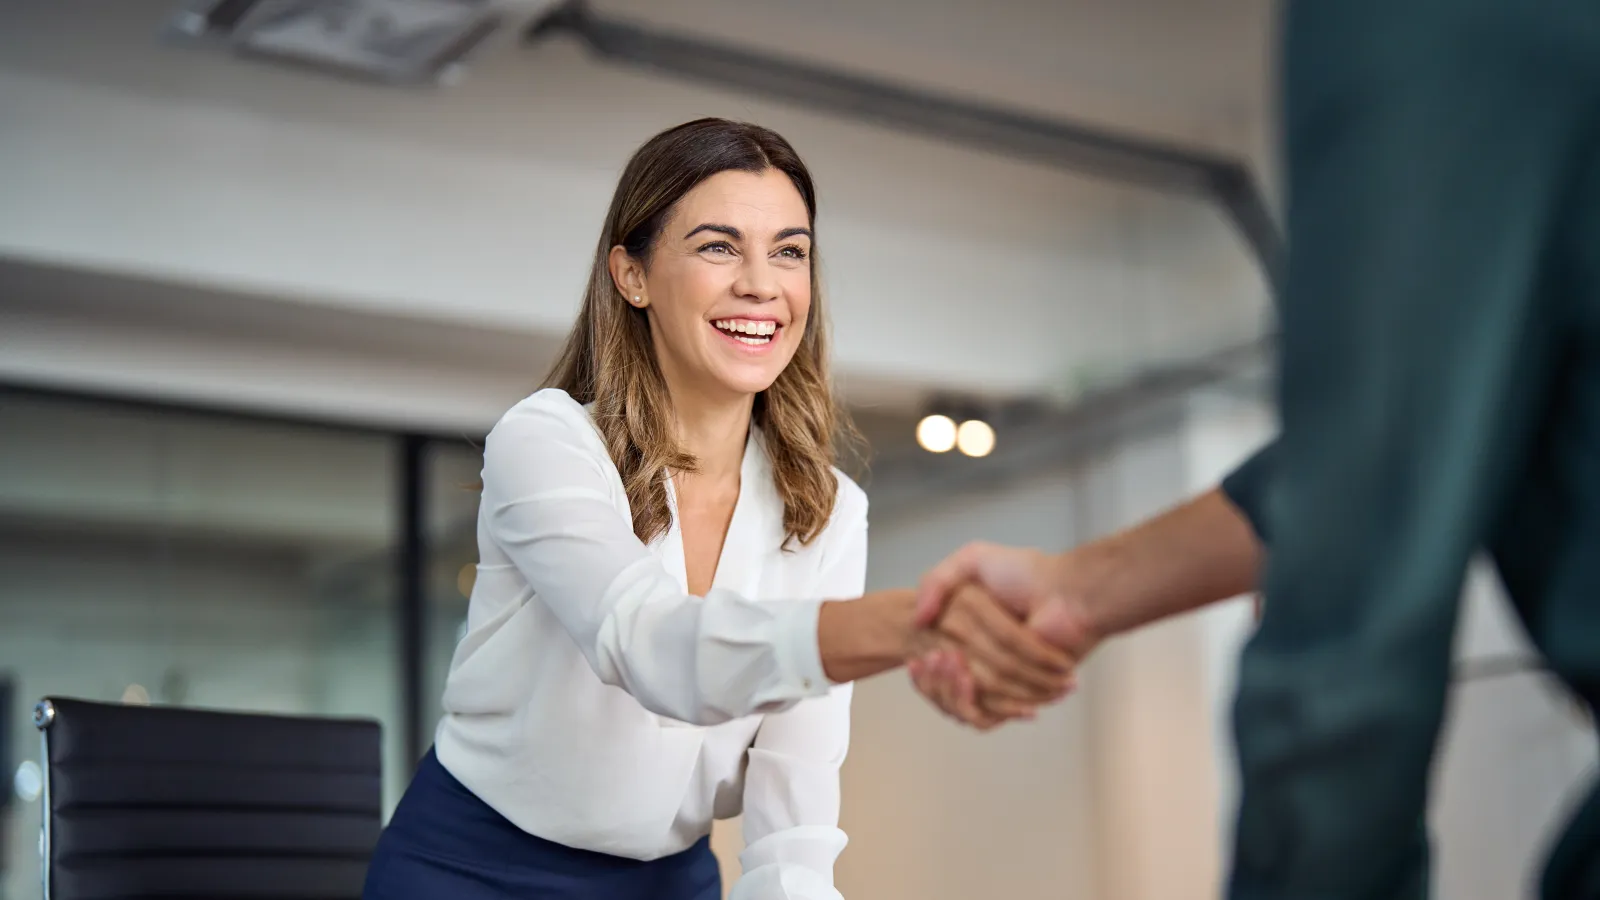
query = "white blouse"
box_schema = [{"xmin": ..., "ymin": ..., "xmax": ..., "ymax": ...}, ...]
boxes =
[{"xmin": 434, "ymin": 389, "xmax": 865, "ymax": 900}]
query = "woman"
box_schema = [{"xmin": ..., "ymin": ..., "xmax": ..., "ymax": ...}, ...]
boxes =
[{"xmin": 363, "ymin": 118, "xmax": 1070, "ymax": 900}]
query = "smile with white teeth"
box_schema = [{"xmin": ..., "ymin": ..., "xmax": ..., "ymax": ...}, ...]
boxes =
[{"xmin": 712, "ymin": 319, "xmax": 778, "ymax": 345}]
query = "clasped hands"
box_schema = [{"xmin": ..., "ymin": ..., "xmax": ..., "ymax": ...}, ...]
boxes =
[{"xmin": 904, "ymin": 543, "xmax": 1101, "ymax": 730}]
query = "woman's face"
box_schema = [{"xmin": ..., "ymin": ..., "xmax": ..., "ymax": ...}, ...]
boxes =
[{"xmin": 612, "ymin": 168, "xmax": 813, "ymax": 403}]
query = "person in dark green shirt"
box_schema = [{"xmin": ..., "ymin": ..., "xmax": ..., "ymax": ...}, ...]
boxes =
[{"xmin": 909, "ymin": 0, "xmax": 1600, "ymax": 896}]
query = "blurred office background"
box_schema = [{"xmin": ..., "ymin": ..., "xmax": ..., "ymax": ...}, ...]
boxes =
[{"xmin": 0, "ymin": 1, "xmax": 1594, "ymax": 898}]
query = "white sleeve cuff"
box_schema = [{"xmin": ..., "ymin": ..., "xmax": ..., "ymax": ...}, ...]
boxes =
[
  {"xmin": 728, "ymin": 865, "xmax": 846, "ymax": 900},
  {"xmin": 771, "ymin": 598, "xmax": 831, "ymax": 698},
  {"xmin": 732, "ymin": 828, "xmax": 849, "ymax": 900}
]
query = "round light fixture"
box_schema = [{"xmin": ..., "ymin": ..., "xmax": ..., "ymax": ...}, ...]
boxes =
[
  {"xmin": 956, "ymin": 420, "xmax": 996, "ymax": 458},
  {"xmin": 916, "ymin": 414, "xmax": 957, "ymax": 453}
]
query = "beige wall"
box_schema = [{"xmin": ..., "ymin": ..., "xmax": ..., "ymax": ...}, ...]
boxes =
[
  {"xmin": 842, "ymin": 471, "xmax": 1102, "ymax": 900},
  {"xmin": 1072, "ymin": 422, "xmax": 1229, "ymax": 900}
]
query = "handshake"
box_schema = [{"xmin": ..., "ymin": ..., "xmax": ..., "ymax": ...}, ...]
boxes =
[
  {"xmin": 902, "ymin": 542, "xmax": 1101, "ymax": 730},
  {"xmin": 903, "ymin": 542, "xmax": 1104, "ymax": 729},
  {"xmin": 817, "ymin": 541, "xmax": 1109, "ymax": 730},
  {"xmin": 816, "ymin": 489, "xmax": 1260, "ymax": 729}
]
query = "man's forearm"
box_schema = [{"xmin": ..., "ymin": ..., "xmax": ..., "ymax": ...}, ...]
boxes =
[{"xmin": 1068, "ymin": 487, "xmax": 1264, "ymax": 639}]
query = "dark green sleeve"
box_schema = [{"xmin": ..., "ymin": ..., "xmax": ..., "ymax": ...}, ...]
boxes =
[
  {"xmin": 1218, "ymin": 441, "xmax": 1277, "ymax": 546},
  {"xmin": 1228, "ymin": 4, "xmax": 1574, "ymax": 897}
]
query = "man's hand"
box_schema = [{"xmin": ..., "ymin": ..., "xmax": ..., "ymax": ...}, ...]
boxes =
[{"xmin": 915, "ymin": 542, "xmax": 1101, "ymax": 654}]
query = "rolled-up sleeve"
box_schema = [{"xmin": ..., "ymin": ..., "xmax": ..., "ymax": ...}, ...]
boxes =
[
  {"xmin": 1219, "ymin": 440, "xmax": 1278, "ymax": 546},
  {"xmin": 731, "ymin": 489, "xmax": 866, "ymax": 900},
  {"xmin": 481, "ymin": 392, "xmax": 831, "ymax": 727}
]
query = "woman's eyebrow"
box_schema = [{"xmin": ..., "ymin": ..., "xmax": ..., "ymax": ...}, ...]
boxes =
[{"xmin": 684, "ymin": 223, "xmax": 741, "ymax": 241}]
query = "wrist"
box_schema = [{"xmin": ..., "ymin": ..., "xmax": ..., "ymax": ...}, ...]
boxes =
[
  {"xmin": 817, "ymin": 589, "xmax": 918, "ymax": 684},
  {"xmin": 1050, "ymin": 542, "xmax": 1122, "ymax": 642}
]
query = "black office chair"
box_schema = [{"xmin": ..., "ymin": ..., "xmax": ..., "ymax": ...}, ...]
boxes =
[{"xmin": 33, "ymin": 696, "xmax": 383, "ymax": 900}]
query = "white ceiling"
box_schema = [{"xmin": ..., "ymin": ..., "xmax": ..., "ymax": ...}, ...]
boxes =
[
  {"xmin": 605, "ymin": 0, "xmax": 1274, "ymax": 147},
  {"xmin": 0, "ymin": 0, "xmax": 1274, "ymax": 159},
  {"xmin": 0, "ymin": 0, "xmax": 1275, "ymax": 429}
]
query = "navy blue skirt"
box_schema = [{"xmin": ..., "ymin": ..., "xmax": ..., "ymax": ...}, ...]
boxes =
[{"xmin": 363, "ymin": 748, "xmax": 721, "ymax": 900}]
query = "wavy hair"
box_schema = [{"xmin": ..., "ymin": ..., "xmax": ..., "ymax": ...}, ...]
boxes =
[{"xmin": 542, "ymin": 118, "xmax": 852, "ymax": 548}]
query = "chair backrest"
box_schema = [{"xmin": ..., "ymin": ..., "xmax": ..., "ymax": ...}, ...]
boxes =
[{"xmin": 34, "ymin": 696, "xmax": 383, "ymax": 900}]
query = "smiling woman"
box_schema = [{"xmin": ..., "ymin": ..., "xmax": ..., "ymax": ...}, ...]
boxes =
[
  {"xmin": 361, "ymin": 118, "xmax": 864, "ymax": 900},
  {"xmin": 360, "ymin": 118, "xmax": 1074, "ymax": 900}
]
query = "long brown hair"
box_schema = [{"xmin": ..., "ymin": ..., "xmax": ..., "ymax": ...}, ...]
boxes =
[{"xmin": 543, "ymin": 118, "xmax": 851, "ymax": 548}]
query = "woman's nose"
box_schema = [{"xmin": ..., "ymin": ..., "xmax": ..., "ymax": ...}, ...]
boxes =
[{"xmin": 733, "ymin": 256, "xmax": 782, "ymax": 303}]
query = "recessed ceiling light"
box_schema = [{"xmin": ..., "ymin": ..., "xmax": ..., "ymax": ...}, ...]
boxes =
[
  {"xmin": 956, "ymin": 419, "xmax": 995, "ymax": 458},
  {"xmin": 916, "ymin": 414, "xmax": 957, "ymax": 453}
]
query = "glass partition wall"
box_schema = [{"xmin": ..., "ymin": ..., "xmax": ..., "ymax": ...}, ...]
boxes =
[{"xmin": 0, "ymin": 387, "xmax": 481, "ymax": 900}]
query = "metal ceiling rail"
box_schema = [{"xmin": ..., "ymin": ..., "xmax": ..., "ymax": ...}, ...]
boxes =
[{"xmin": 524, "ymin": 0, "xmax": 1283, "ymax": 282}]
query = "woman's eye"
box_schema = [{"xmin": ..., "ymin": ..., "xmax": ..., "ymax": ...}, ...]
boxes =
[
  {"xmin": 699, "ymin": 241, "xmax": 734, "ymax": 255},
  {"xmin": 777, "ymin": 245, "xmax": 809, "ymax": 260}
]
